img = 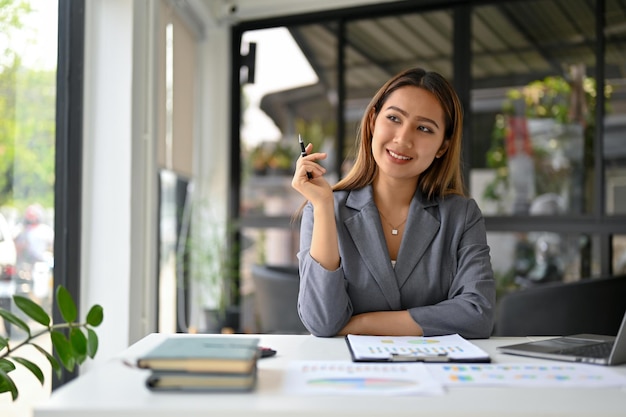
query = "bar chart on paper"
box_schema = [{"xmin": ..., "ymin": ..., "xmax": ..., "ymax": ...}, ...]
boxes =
[
  {"xmin": 427, "ymin": 363, "xmax": 626, "ymax": 388},
  {"xmin": 346, "ymin": 334, "xmax": 491, "ymax": 362}
]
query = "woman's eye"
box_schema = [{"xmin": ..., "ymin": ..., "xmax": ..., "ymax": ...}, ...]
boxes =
[
  {"xmin": 418, "ymin": 125, "xmax": 433, "ymax": 133},
  {"xmin": 386, "ymin": 115, "xmax": 399, "ymax": 123}
]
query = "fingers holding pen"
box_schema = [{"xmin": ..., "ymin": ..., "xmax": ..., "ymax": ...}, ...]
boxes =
[
  {"xmin": 292, "ymin": 148, "xmax": 333, "ymax": 204},
  {"xmin": 299, "ymin": 144, "xmax": 327, "ymax": 180},
  {"xmin": 300, "ymin": 143, "xmax": 328, "ymax": 173},
  {"xmin": 292, "ymin": 145, "xmax": 329, "ymax": 194}
]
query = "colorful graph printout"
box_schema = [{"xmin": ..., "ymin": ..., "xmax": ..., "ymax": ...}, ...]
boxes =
[
  {"xmin": 346, "ymin": 334, "xmax": 490, "ymax": 362},
  {"xmin": 282, "ymin": 361, "xmax": 444, "ymax": 396},
  {"xmin": 426, "ymin": 362, "xmax": 626, "ymax": 388}
]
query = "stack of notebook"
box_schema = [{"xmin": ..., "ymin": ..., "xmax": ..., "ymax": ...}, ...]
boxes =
[{"xmin": 136, "ymin": 336, "xmax": 260, "ymax": 392}]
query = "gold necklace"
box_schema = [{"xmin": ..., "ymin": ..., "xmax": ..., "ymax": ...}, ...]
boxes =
[{"xmin": 378, "ymin": 211, "xmax": 408, "ymax": 236}]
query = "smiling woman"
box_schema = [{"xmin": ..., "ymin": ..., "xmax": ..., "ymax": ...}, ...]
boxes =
[
  {"xmin": 292, "ymin": 67, "xmax": 495, "ymax": 339},
  {"xmin": 370, "ymin": 87, "xmax": 449, "ymax": 186}
]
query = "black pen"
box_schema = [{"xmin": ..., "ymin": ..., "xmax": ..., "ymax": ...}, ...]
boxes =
[
  {"xmin": 298, "ymin": 134, "xmax": 313, "ymax": 179},
  {"xmin": 258, "ymin": 346, "xmax": 277, "ymax": 358}
]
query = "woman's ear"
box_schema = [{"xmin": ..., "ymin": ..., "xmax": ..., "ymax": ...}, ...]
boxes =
[
  {"xmin": 368, "ymin": 109, "xmax": 377, "ymax": 132},
  {"xmin": 436, "ymin": 139, "xmax": 450, "ymax": 158}
]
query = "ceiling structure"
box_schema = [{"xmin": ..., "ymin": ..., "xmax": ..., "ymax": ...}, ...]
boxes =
[{"xmin": 259, "ymin": 0, "xmax": 626, "ymax": 140}]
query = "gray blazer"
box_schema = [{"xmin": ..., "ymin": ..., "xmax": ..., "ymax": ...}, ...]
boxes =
[{"xmin": 297, "ymin": 185, "xmax": 496, "ymax": 338}]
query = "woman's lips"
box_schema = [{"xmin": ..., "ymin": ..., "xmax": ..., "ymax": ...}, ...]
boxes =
[{"xmin": 387, "ymin": 149, "xmax": 412, "ymax": 161}]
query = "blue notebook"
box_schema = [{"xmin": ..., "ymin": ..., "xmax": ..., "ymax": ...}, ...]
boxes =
[
  {"xmin": 137, "ymin": 336, "xmax": 260, "ymax": 374},
  {"xmin": 146, "ymin": 367, "xmax": 258, "ymax": 392}
]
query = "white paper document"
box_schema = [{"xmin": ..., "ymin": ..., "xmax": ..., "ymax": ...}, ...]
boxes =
[
  {"xmin": 283, "ymin": 360, "xmax": 444, "ymax": 396},
  {"xmin": 427, "ymin": 362, "xmax": 626, "ymax": 387},
  {"xmin": 346, "ymin": 333, "xmax": 490, "ymax": 362}
]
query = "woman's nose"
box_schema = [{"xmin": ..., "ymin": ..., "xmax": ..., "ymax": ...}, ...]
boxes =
[{"xmin": 393, "ymin": 126, "xmax": 413, "ymax": 148}]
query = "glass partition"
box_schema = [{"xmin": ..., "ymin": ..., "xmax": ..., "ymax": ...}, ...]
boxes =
[
  {"xmin": 604, "ymin": 1, "xmax": 626, "ymax": 216},
  {"xmin": 0, "ymin": 0, "xmax": 58, "ymax": 406},
  {"xmin": 239, "ymin": 26, "xmax": 327, "ymax": 332},
  {"xmin": 235, "ymin": 0, "xmax": 626, "ymax": 333},
  {"xmin": 471, "ymin": 0, "xmax": 597, "ymax": 216},
  {"xmin": 469, "ymin": 0, "xmax": 626, "ymax": 288},
  {"xmin": 488, "ymin": 231, "xmax": 605, "ymax": 299},
  {"xmin": 614, "ymin": 235, "xmax": 626, "ymax": 275}
]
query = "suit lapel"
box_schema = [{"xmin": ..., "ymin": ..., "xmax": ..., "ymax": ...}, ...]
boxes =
[
  {"xmin": 344, "ymin": 187, "xmax": 401, "ymax": 310},
  {"xmin": 394, "ymin": 193, "xmax": 440, "ymax": 289}
]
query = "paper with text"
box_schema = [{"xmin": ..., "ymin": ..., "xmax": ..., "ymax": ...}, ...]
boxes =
[
  {"xmin": 346, "ymin": 334, "xmax": 490, "ymax": 362},
  {"xmin": 427, "ymin": 362, "xmax": 626, "ymax": 387},
  {"xmin": 283, "ymin": 360, "xmax": 444, "ymax": 396}
]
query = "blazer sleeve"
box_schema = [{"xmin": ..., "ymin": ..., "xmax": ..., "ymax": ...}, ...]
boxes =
[
  {"xmin": 407, "ymin": 198, "xmax": 496, "ymax": 338},
  {"xmin": 296, "ymin": 201, "xmax": 353, "ymax": 337}
]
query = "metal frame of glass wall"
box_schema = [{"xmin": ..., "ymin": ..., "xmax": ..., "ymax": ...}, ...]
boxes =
[{"xmin": 230, "ymin": 0, "xmax": 626, "ymax": 311}]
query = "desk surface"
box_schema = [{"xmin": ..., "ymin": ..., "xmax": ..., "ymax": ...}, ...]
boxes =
[{"xmin": 34, "ymin": 333, "xmax": 626, "ymax": 417}]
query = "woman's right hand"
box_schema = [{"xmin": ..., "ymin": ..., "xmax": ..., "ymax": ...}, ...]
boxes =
[{"xmin": 291, "ymin": 143, "xmax": 333, "ymax": 205}]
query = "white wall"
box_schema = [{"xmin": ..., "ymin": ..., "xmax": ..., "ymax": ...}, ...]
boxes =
[
  {"xmin": 82, "ymin": 0, "xmax": 135, "ymax": 366},
  {"xmin": 80, "ymin": 0, "xmax": 392, "ymax": 368}
]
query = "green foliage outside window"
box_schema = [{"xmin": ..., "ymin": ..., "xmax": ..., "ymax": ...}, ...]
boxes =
[
  {"xmin": 0, "ymin": 0, "xmax": 56, "ymax": 211},
  {"xmin": 483, "ymin": 71, "xmax": 613, "ymax": 207}
]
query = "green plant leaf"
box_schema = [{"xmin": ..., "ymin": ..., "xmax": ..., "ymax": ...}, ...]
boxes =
[
  {"xmin": 70, "ymin": 327, "xmax": 87, "ymax": 363},
  {"xmin": 56, "ymin": 286, "xmax": 77, "ymax": 323},
  {"xmin": 32, "ymin": 343, "xmax": 62, "ymax": 379},
  {"xmin": 86, "ymin": 304, "xmax": 104, "ymax": 327},
  {"xmin": 0, "ymin": 358, "xmax": 16, "ymax": 373},
  {"xmin": 51, "ymin": 330, "xmax": 75, "ymax": 371},
  {"xmin": 0, "ymin": 369, "xmax": 18, "ymax": 401},
  {"xmin": 0, "ymin": 309, "xmax": 30, "ymax": 336},
  {"xmin": 12, "ymin": 357, "xmax": 44, "ymax": 386},
  {"xmin": 13, "ymin": 295, "xmax": 51, "ymax": 326},
  {"xmin": 86, "ymin": 328, "xmax": 99, "ymax": 358},
  {"xmin": 0, "ymin": 375, "xmax": 11, "ymax": 394},
  {"xmin": 0, "ymin": 285, "xmax": 105, "ymax": 403}
]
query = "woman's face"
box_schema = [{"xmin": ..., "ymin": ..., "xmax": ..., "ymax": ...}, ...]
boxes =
[{"xmin": 371, "ymin": 85, "xmax": 449, "ymax": 184}]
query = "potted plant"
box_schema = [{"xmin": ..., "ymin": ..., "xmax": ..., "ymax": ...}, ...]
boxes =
[
  {"xmin": 483, "ymin": 68, "xmax": 612, "ymax": 213},
  {"xmin": 267, "ymin": 142, "xmax": 296, "ymax": 176},
  {"xmin": 185, "ymin": 200, "xmax": 239, "ymax": 334},
  {"xmin": 483, "ymin": 66, "xmax": 613, "ymax": 295},
  {"xmin": 0, "ymin": 285, "xmax": 103, "ymax": 401},
  {"xmin": 249, "ymin": 144, "xmax": 271, "ymax": 176}
]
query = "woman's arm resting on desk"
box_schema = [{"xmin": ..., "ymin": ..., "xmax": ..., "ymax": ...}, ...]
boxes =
[{"xmin": 338, "ymin": 310, "xmax": 424, "ymax": 336}]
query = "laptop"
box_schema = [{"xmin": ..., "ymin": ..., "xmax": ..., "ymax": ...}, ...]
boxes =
[{"xmin": 496, "ymin": 310, "xmax": 626, "ymax": 365}]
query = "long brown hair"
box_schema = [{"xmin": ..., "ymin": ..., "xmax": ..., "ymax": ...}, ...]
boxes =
[{"xmin": 335, "ymin": 67, "xmax": 466, "ymax": 199}]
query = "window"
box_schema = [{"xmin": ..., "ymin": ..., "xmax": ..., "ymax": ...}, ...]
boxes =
[
  {"xmin": 233, "ymin": 0, "xmax": 626, "ymax": 333},
  {"xmin": 0, "ymin": 0, "xmax": 59, "ymax": 404},
  {"xmin": 470, "ymin": 0, "xmax": 626, "ymax": 290}
]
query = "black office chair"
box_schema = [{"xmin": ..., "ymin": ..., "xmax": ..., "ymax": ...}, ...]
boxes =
[
  {"xmin": 494, "ymin": 274, "xmax": 626, "ymax": 336},
  {"xmin": 251, "ymin": 264, "xmax": 309, "ymax": 334}
]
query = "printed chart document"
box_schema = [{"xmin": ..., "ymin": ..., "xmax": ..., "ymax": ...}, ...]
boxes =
[
  {"xmin": 283, "ymin": 360, "xmax": 444, "ymax": 396},
  {"xmin": 427, "ymin": 362, "xmax": 626, "ymax": 388},
  {"xmin": 346, "ymin": 334, "xmax": 491, "ymax": 363}
]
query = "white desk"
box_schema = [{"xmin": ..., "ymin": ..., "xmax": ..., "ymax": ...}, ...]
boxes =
[{"xmin": 34, "ymin": 333, "xmax": 626, "ymax": 417}]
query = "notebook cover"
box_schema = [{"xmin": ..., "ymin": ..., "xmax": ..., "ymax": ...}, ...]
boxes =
[
  {"xmin": 145, "ymin": 366, "xmax": 258, "ymax": 392},
  {"xmin": 137, "ymin": 336, "xmax": 260, "ymax": 373}
]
